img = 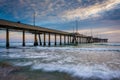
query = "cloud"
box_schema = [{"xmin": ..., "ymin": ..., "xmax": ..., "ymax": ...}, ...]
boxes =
[
  {"xmin": 17, "ymin": 0, "xmax": 67, "ymax": 23},
  {"xmin": 100, "ymin": 30, "xmax": 120, "ymax": 34},
  {"xmin": 68, "ymin": 27, "xmax": 120, "ymax": 36},
  {"xmin": 61, "ymin": 0, "xmax": 120, "ymax": 20},
  {"xmin": 19, "ymin": 0, "xmax": 25, "ymax": 4},
  {"xmin": 77, "ymin": 0, "xmax": 82, "ymax": 3},
  {"xmin": 1, "ymin": 0, "xmax": 120, "ymax": 23}
]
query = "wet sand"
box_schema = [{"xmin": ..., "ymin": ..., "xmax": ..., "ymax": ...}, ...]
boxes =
[{"xmin": 0, "ymin": 61, "xmax": 79, "ymax": 80}]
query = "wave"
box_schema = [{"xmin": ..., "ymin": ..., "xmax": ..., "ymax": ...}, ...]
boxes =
[
  {"xmin": 95, "ymin": 43, "xmax": 120, "ymax": 46},
  {"xmin": 35, "ymin": 47, "xmax": 120, "ymax": 52},
  {"xmin": 1, "ymin": 47, "xmax": 120, "ymax": 59},
  {"xmin": 30, "ymin": 63, "xmax": 120, "ymax": 80},
  {"xmin": 0, "ymin": 46, "xmax": 120, "ymax": 80}
]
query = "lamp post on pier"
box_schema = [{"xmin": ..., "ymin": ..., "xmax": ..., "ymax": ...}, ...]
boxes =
[{"xmin": 33, "ymin": 11, "xmax": 38, "ymax": 46}]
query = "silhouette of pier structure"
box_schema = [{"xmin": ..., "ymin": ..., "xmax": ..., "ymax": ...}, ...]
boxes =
[{"xmin": 0, "ymin": 19, "xmax": 108, "ymax": 48}]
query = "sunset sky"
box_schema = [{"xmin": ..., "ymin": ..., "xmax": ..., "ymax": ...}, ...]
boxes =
[{"xmin": 0, "ymin": 0, "xmax": 120, "ymax": 42}]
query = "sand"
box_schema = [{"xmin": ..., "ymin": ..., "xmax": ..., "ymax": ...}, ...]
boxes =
[{"xmin": 0, "ymin": 61, "xmax": 79, "ymax": 80}]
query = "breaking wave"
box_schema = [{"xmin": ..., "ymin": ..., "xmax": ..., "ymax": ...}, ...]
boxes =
[{"xmin": 0, "ymin": 43, "xmax": 120, "ymax": 80}]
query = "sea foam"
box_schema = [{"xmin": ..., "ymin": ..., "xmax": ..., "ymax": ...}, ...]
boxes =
[
  {"xmin": 31, "ymin": 63, "xmax": 120, "ymax": 80},
  {"xmin": 0, "ymin": 43, "xmax": 120, "ymax": 80}
]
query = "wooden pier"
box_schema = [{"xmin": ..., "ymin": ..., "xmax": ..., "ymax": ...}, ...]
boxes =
[{"xmin": 0, "ymin": 19, "xmax": 108, "ymax": 48}]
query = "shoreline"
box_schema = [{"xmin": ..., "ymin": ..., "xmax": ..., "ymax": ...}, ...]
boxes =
[{"xmin": 0, "ymin": 61, "xmax": 80, "ymax": 80}]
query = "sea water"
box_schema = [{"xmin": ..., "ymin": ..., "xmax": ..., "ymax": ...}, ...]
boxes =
[{"xmin": 0, "ymin": 42, "xmax": 120, "ymax": 80}]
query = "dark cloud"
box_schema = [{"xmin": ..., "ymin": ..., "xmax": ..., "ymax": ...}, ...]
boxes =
[
  {"xmin": 80, "ymin": 0, "xmax": 105, "ymax": 7},
  {"xmin": 102, "ymin": 8, "xmax": 120, "ymax": 20}
]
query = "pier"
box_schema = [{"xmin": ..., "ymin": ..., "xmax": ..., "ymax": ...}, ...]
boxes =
[{"xmin": 0, "ymin": 19, "xmax": 108, "ymax": 48}]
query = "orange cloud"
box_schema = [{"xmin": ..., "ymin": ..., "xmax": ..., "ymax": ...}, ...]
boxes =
[{"xmin": 100, "ymin": 30, "xmax": 120, "ymax": 34}]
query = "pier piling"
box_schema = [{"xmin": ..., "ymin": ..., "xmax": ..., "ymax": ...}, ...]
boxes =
[
  {"xmin": 43, "ymin": 32, "xmax": 46, "ymax": 46},
  {"xmin": 68, "ymin": 36, "xmax": 69, "ymax": 44},
  {"xmin": 34, "ymin": 33, "xmax": 38, "ymax": 46},
  {"xmin": 22, "ymin": 30, "xmax": 25, "ymax": 46},
  {"xmin": 48, "ymin": 33, "xmax": 51, "ymax": 46},
  {"xmin": 79, "ymin": 37, "xmax": 81, "ymax": 43},
  {"xmin": 6, "ymin": 28, "xmax": 9, "ymax": 48},
  {"xmin": 70, "ymin": 36, "xmax": 72, "ymax": 44},
  {"xmin": 64, "ymin": 35, "xmax": 66, "ymax": 45},
  {"xmin": 38, "ymin": 34, "xmax": 42, "ymax": 46},
  {"xmin": 54, "ymin": 34, "xmax": 57, "ymax": 46},
  {"xmin": 60, "ymin": 34, "xmax": 62, "ymax": 45}
]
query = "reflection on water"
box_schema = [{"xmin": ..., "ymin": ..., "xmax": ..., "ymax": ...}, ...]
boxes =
[{"xmin": 0, "ymin": 43, "xmax": 120, "ymax": 79}]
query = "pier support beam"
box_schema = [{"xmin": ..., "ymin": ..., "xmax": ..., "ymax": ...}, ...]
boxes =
[
  {"xmin": 38, "ymin": 34, "xmax": 42, "ymax": 46},
  {"xmin": 22, "ymin": 30, "xmax": 25, "ymax": 46},
  {"xmin": 79, "ymin": 37, "xmax": 81, "ymax": 43},
  {"xmin": 43, "ymin": 32, "xmax": 46, "ymax": 46},
  {"xmin": 68, "ymin": 35, "xmax": 69, "ymax": 44},
  {"xmin": 76, "ymin": 37, "xmax": 78, "ymax": 44},
  {"xmin": 71, "ymin": 36, "xmax": 73, "ymax": 44},
  {"xmin": 70, "ymin": 36, "xmax": 72, "ymax": 44},
  {"xmin": 60, "ymin": 34, "xmax": 62, "ymax": 45},
  {"xmin": 87, "ymin": 37, "xmax": 91, "ymax": 43},
  {"xmin": 85, "ymin": 38, "xmax": 87, "ymax": 43},
  {"xmin": 34, "ymin": 33, "xmax": 38, "ymax": 46},
  {"xmin": 64, "ymin": 35, "xmax": 66, "ymax": 45},
  {"xmin": 55, "ymin": 34, "xmax": 57, "ymax": 46},
  {"xmin": 48, "ymin": 33, "xmax": 51, "ymax": 46},
  {"xmin": 72, "ymin": 36, "xmax": 75, "ymax": 44},
  {"xmin": 81, "ymin": 37, "xmax": 83, "ymax": 43},
  {"xmin": 6, "ymin": 28, "xmax": 9, "ymax": 48}
]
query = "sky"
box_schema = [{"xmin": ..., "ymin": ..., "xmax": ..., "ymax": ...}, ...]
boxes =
[{"xmin": 0, "ymin": 0, "xmax": 120, "ymax": 42}]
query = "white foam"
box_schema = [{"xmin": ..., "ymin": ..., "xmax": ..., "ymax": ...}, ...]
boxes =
[
  {"xmin": 0, "ymin": 44, "xmax": 120, "ymax": 79},
  {"xmin": 35, "ymin": 46, "xmax": 120, "ymax": 52},
  {"xmin": 13, "ymin": 62, "xmax": 33, "ymax": 66},
  {"xmin": 31, "ymin": 63, "xmax": 120, "ymax": 79},
  {"xmin": 5, "ymin": 47, "xmax": 120, "ymax": 60}
]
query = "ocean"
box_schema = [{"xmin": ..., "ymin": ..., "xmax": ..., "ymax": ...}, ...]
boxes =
[{"xmin": 0, "ymin": 42, "xmax": 120, "ymax": 80}]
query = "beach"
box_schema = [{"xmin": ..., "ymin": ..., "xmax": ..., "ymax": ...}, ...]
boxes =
[{"xmin": 0, "ymin": 61, "xmax": 80, "ymax": 80}]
